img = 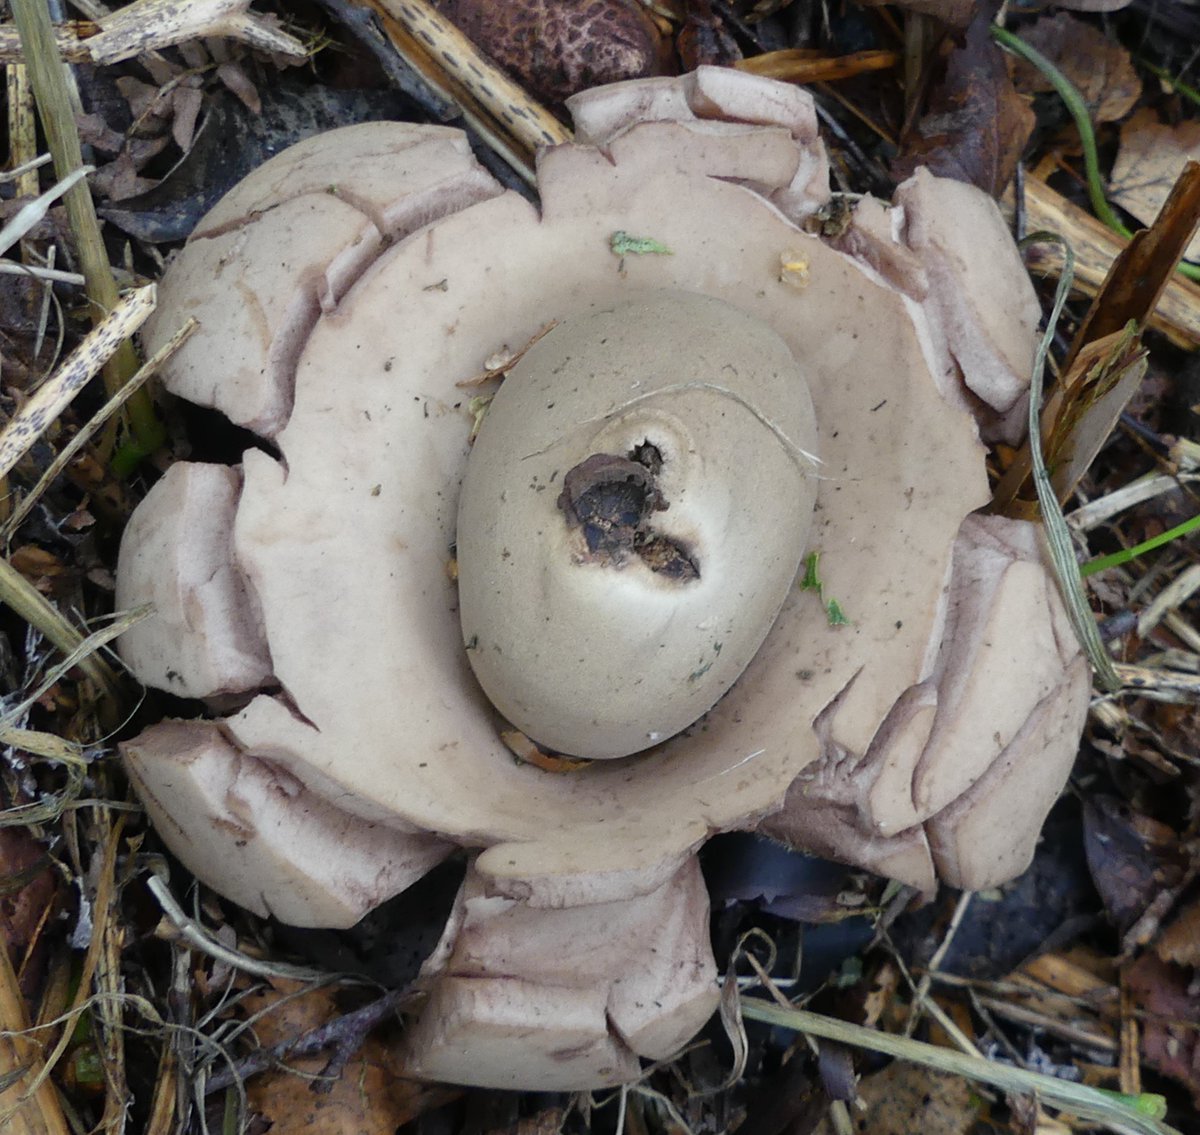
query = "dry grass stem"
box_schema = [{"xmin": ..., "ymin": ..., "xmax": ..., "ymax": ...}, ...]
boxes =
[
  {"xmin": 976, "ymin": 995, "xmax": 1118, "ymax": 1053},
  {"xmin": 0, "ymin": 934, "xmax": 71, "ymax": 1135},
  {"xmin": 0, "ymin": 557, "xmax": 128, "ymax": 708},
  {"xmin": 5, "ymin": 64, "xmax": 39, "ymax": 199},
  {"xmin": 1067, "ymin": 474, "xmax": 1200, "ymax": 532},
  {"xmin": 0, "ymin": 0, "xmax": 308, "ymax": 64},
  {"xmin": 0, "ymin": 725, "xmax": 86, "ymax": 763},
  {"xmin": 1137, "ymin": 563, "xmax": 1200, "ymax": 637},
  {"xmin": 11, "ymin": 0, "xmax": 161, "ymax": 454},
  {"xmin": 736, "ymin": 49, "xmax": 899, "ymax": 84},
  {"xmin": 3, "ymin": 315, "xmax": 194, "ymax": 538},
  {"xmin": 145, "ymin": 875, "xmax": 327, "ymax": 984},
  {"xmin": 0, "ymin": 164, "xmax": 92, "ymax": 259},
  {"xmin": 0, "ymin": 23, "xmax": 88, "ymax": 65},
  {"xmin": 0, "ymin": 262, "xmax": 85, "ymax": 286},
  {"xmin": 1021, "ymin": 177, "xmax": 1200, "ymax": 349},
  {"xmin": 0, "ymin": 153, "xmax": 50, "ymax": 185},
  {"xmin": 87, "ymin": 0, "xmax": 308, "ymax": 63},
  {"xmin": 363, "ymin": 0, "xmax": 569, "ymax": 181},
  {"xmin": 0, "ymin": 285, "xmax": 155, "ymax": 484},
  {"xmin": 740, "ymin": 999, "xmax": 1180, "ymax": 1135},
  {"xmin": 1114, "ymin": 662, "xmax": 1200, "ymax": 700}
]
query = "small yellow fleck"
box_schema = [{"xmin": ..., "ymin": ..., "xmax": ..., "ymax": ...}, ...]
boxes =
[{"xmin": 779, "ymin": 251, "xmax": 810, "ymax": 289}]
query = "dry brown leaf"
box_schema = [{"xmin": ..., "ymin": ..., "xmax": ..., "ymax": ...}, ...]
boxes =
[
  {"xmin": 1010, "ymin": 14, "xmax": 1140, "ymax": 123},
  {"xmin": 170, "ymin": 86, "xmax": 204, "ymax": 153},
  {"xmin": 894, "ymin": 13, "xmax": 1035, "ymax": 196},
  {"xmin": 1125, "ymin": 953, "xmax": 1200, "ymax": 1108},
  {"xmin": 1083, "ymin": 797, "xmax": 1183, "ymax": 932},
  {"xmin": 216, "ymin": 61, "xmax": 261, "ymax": 113},
  {"xmin": 678, "ymin": 0, "xmax": 741, "ymax": 69},
  {"xmin": 1110, "ymin": 109, "xmax": 1200, "ymax": 260},
  {"xmin": 240, "ymin": 980, "xmax": 454, "ymax": 1134},
  {"xmin": 0, "ymin": 828, "xmax": 57, "ymax": 971},
  {"xmin": 814, "ymin": 1059, "xmax": 984, "ymax": 1135},
  {"xmin": 1157, "ymin": 898, "xmax": 1200, "ymax": 967}
]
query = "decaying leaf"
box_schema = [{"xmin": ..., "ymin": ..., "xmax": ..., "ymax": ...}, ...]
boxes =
[
  {"xmin": 893, "ymin": 13, "xmax": 1035, "ymax": 196},
  {"xmin": 1125, "ymin": 953, "xmax": 1200, "ymax": 1108},
  {"xmin": 0, "ymin": 828, "xmax": 57, "ymax": 969},
  {"xmin": 241, "ymin": 979, "xmax": 456, "ymax": 1132},
  {"xmin": 1157, "ymin": 897, "xmax": 1200, "ymax": 967},
  {"xmin": 1111, "ymin": 109, "xmax": 1200, "ymax": 261},
  {"xmin": 678, "ymin": 0, "xmax": 741, "ymax": 69},
  {"xmin": 1083, "ymin": 797, "xmax": 1182, "ymax": 933},
  {"xmin": 815, "ymin": 1059, "xmax": 985, "ymax": 1135},
  {"xmin": 1010, "ymin": 14, "xmax": 1141, "ymax": 124}
]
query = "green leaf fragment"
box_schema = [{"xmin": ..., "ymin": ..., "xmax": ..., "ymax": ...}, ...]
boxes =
[
  {"xmin": 800, "ymin": 551, "xmax": 823, "ymax": 591},
  {"xmin": 1098, "ymin": 1091, "xmax": 1168, "ymax": 1120},
  {"xmin": 610, "ymin": 231, "xmax": 672, "ymax": 256},
  {"xmin": 826, "ymin": 599, "xmax": 851, "ymax": 626}
]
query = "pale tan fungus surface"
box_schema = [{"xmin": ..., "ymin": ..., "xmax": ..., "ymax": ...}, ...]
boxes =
[
  {"xmin": 217, "ymin": 121, "xmax": 988, "ymax": 903},
  {"xmin": 123, "ymin": 720, "xmax": 454, "ymax": 927},
  {"xmin": 457, "ymin": 292, "xmax": 820, "ymax": 759},
  {"xmin": 896, "ymin": 168, "xmax": 1041, "ymax": 415},
  {"xmin": 141, "ymin": 124, "xmax": 503, "ymax": 436},
  {"xmin": 401, "ymin": 859, "xmax": 715, "ymax": 1088},
  {"xmin": 117, "ymin": 68, "xmax": 1090, "ymax": 1088},
  {"xmin": 761, "ymin": 514, "xmax": 1089, "ymax": 891},
  {"xmin": 115, "ymin": 462, "xmax": 270, "ymax": 699}
]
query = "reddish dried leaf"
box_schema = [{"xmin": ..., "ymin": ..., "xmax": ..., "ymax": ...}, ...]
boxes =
[
  {"xmin": 1125, "ymin": 954, "xmax": 1200, "ymax": 1108},
  {"xmin": 9, "ymin": 545, "xmax": 70, "ymax": 585},
  {"xmin": 0, "ymin": 829, "xmax": 56, "ymax": 960},
  {"xmin": 75, "ymin": 112, "xmax": 127, "ymax": 155},
  {"xmin": 1157, "ymin": 898, "xmax": 1200, "ymax": 967},
  {"xmin": 893, "ymin": 13, "xmax": 1035, "ymax": 196},
  {"xmin": 1010, "ymin": 14, "xmax": 1140, "ymax": 124},
  {"xmin": 90, "ymin": 149, "xmax": 157, "ymax": 202}
]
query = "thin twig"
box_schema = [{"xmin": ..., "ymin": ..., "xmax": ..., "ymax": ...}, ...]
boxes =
[{"xmin": 202, "ymin": 986, "xmax": 415, "ymax": 1095}]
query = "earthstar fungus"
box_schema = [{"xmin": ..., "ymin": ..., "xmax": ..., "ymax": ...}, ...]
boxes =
[{"xmin": 117, "ymin": 67, "xmax": 1090, "ymax": 1088}]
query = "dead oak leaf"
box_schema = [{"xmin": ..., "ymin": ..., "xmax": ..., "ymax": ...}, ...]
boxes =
[
  {"xmin": 893, "ymin": 13, "xmax": 1035, "ymax": 197},
  {"xmin": 240, "ymin": 979, "xmax": 455, "ymax": 1134},
  {"xmin": 1157, "ymin": 896, "xmax": 1200, "ymax": 967},
  {"xmin": 1010, "ymin": 13, "xmax": 1140, "ymax": 124},
  {"xmin": 1125, "ymin": 953, "xmax": 1200, "ymax": 1108},
  {"xmin": 1110, "ymin": 108, "xmax": 1200, "ymax": 260}
]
